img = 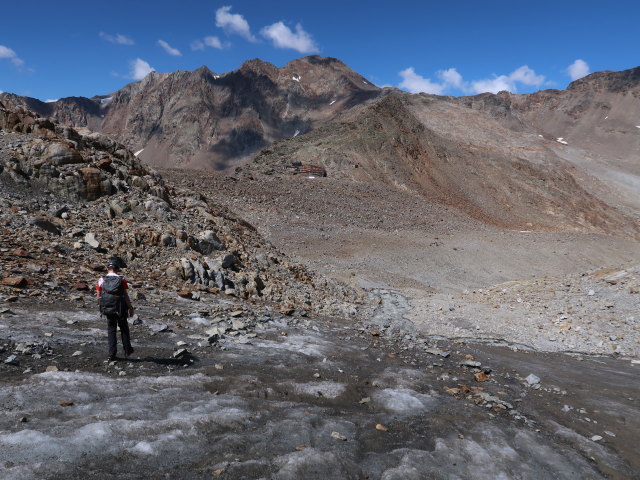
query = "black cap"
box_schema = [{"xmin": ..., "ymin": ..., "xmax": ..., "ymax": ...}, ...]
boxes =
[{"xmin": 107, "ymin": 257, "xmax": 126, "ymax": 271}]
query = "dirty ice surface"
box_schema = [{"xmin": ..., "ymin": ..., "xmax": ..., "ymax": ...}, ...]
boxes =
[{"xmin": 0, "ymin": 299, "xmax": 633, "ymax": 479}]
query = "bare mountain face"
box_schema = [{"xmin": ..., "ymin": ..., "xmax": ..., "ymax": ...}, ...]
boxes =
[
  {"xmin": 457, "ymin": 67, "xmax": 640, "ymax": 213},
  {"xmin": 253, "ymin": 89, "xmax": 639, "ymax": 235},
  {"xmin": 1, "ymin": 59, "xmax": 639, "ymax": 235},
  {"xmin": 1, "ymin": 56, "xmax": 379, "ymax": 170}
]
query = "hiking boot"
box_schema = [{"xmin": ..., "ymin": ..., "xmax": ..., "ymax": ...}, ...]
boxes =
[
  {"xmin": 125, "ymin": 348, "xmax": 134, "ymax": 358},
  {"xmin": 107, "ymin": 354, "xmax": 117, "ymax": 362}
]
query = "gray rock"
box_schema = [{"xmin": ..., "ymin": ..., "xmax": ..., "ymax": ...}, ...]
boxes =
[
  {"xmin": 165, "ymin": 265, "xmax": 182, "ymax": 279},
  {"xmin": 160, "ymin": 234, "xmax": 176, "ymax": 247},
  {"xmin": 192, "ymin": 259, "xmax": 209, "ymax": 285},
  {"xmin": 460, "ymin": 360, "xmax": 482, "ymax": 368},
  {"xmin": 330, "ymin": 431, "xmax": 347, "ymax": 441},
  {"xmin": 109, "ymin": 199, "xmax": 130, "ymax": 217},
  {"xmin": 28, "ymin": 218, "xmax": 61, "ymax": 235},
  {"xmin": 232, "ymin": 319, "xmax": 246, "ymax": 330},
  {"xmin": 173, "ymin": 348, "xmax": 189, "ymax": 358},
  {"xmin": 425, "ymin": 348, "xmax": 450, "ymax": 358},
  {"xmin": 221, "ymin": 254, "xmax": 238, "ymax": 269},
  {"xmin": 4, "ymin": 355, "xmax": 19, "ymax": 365},
  {"xmin": 196, "ymin": 230, "xmax": 224, "ymax": 254},
  {"xmin": 180, "ymin": 258, "xmax": 195, "ymax": 282},
  {"xmin": 84, "ymin": 232, "xmax": 100, "ymax": 249},
  {"xmin": 525, "ymin": 374, "xmax": 541, "ymax": 385},
  {"xmin": 51, "ymin": 206, "xmax": 68, "ymax": 218},
  {"xmin": 477, "ymin": 392, "xmax": 513, "ymax": 410},
  {"xmin": 39, "ymin": 142, "xmax": 83, "ymax": 166}
]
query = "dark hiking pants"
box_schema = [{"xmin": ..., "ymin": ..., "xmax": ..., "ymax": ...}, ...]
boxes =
[{"xmin": 106, "ymin": 313, "xmax": 132, "ymax": 357}]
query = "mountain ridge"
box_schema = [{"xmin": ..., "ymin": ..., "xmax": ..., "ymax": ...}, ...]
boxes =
[{"xmin": 2, "ymin": 57, "xmax": 639, "ymax": 235}]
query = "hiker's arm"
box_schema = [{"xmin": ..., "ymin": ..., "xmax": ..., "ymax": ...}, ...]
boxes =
[{"xmin": 124, "ymin": 291, "xmax": 134, "ymax": 315}]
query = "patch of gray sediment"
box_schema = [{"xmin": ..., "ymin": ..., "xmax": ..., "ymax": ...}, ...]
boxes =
[
  {"xmin": 401, "ymin": 263, "xmax": 640, "ymax": 358},
  {"xmin": 2, "ymin": 296, "xmax": 633, "ymax": 479}
]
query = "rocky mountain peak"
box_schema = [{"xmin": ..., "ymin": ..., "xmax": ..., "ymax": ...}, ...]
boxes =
[
  {"xmin": 237, "ymin": 58, "xmax": 279, "ymax": 79},
  {"xmin": 567, "ymin": 65, "xmax": 640, "ymax": 94},
  {"xmin": 193, "ymin": 64, "xmax": 214, "ymax": 75}
]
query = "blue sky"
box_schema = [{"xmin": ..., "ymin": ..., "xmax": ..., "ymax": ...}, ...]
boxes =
[{"xmin": 1, "ymin": 0, "xmax": 638, "ymax": 101}]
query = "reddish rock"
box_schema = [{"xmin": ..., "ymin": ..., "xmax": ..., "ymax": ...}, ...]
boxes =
[
  {"xmin": 73, "ymin": 282, "xmax": 90, "ymax": 291},
  {"xmin": 12, "ymin": 248, "xmax": 31, "ymax": 258},
  {"xmin": 96, "ymin": 158, "xmax": 112, "ymax": 170},
  {"xmin": 279, "ymin": 306, "xmax": 295, "ymax": 316},
  {"xmin": 1, "ymin": 277, "xmax": 28, "ymax": 288},
  {"xmin": 79, "ymin": 167, "xmax": 106, "ymax": 201}
]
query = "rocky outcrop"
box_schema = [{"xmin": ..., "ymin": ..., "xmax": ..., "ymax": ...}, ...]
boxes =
[
  {"xmin": 0, "ymin": 99, "xmax": 166, "ymax": 202},
  {"xmin": 0, "ymin": 101, "xmax": 359, "ymax": 317}
]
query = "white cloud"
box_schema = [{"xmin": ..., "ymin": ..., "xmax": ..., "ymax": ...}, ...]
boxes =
[
  {"xmin": 204, "ymin": 36, "xmax": 225, "ymax": 49},
  {"xmin": 191, "ymin": 36, "xmax": 226, "ymax": 51},
  {"xmin": 99, "ymin": 32, "xmax": 134, "ymax": 45},
  {"xmin": 157, "ymin": 39, "xmax": 182, "ymax": 56},
  {"xmin": 0, "ymin": 44, "xmax": 24, "ymax": 67},
  {"xmin": 471, "ymin": 75, "xmax": 513, "ymax": 94},
  {"xmin": 260, "ymin": 22, "xmax": 318, "ymax": 53},
  {"xmin": 509, "ymin": 65, "xmax": 545, "ymax": 86},
  {"xmin": 398, "ymin": 67, "xmax": 445, "ymax": 94},
  {"xmin": 130, "ymin": 58, "xmax": 155, "ymax": 80},
  {"xmin": 44, "ymin": 98, "xmax": 59, "ymax": 103},
  {"xmin": 191, "ymin": 40, "xmax": 205, "ymax": 51},
  {"xmin": 567, "ymin": 59, "xmax": 589, "ymax": 81},
  {"xmin": 438, "ymin": 68, "xmax": 464, "ymax": 89},
  {"xmin": 398, "ymin": 65, "xmax": 547, "ymax": 95},
  {"xmin": 471, "ymin": 65, "xmax": 545, "ymax": 94},
  {"xmin": 215, "ymin": 6, "xmax": 257, "ymax": 42}
]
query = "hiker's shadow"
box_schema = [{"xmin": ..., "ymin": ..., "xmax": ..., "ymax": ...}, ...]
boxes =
[{"xmin": 125, "ymin": 355, "xmax": 197, "ymax": 366}]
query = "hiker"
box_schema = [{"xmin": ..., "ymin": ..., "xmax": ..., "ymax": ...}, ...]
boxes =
[{"xmin": 96, "ymin": 258, "xmax": 135, "ymax": 361}]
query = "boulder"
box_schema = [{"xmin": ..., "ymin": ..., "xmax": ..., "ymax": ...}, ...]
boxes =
[
  {"xmin": 40, "ymin": 142, "xmax": 83, "ymax": 166},
  {"xmin": 191, "ymin": 259, "xmax": 209, "ymax": 285},
  {"xmin": 1, "ymin": 277, "xmax": 28, "ymax": 288},
  {"xmin": 109, "ymin": 199, "xmax": 131, "ymax": 217},
  {"xmin": 79, "ymin": 167, "xmax": 111, "ymax": 200},
  {"xmin": 197, "ymin": 230, "xmax": 224, "ymax": 254},
  {"xmin": 221, "ymin": 253, "xmax": 238, "ymax": 269},
  {"xmin": 165, "ymin": 265, "xmax": 182, "ymax": 278},
  {"xmin": 180, "ymin": 258, "xmax": 195, "ymax": 282},
  {"xmin": 27, "ymin": 217, "xmax": 61, "ymax": 235},
  {"xmin": 130, "ymin": 176, "xmax": 149, "ymax": 191},
  {"xmin": 160, "ymin": 234, "xmax": 176, "ymax": 247},
  {"xmin": 85, "ymin": 232, "xmax": 100, "ymax": 249}
]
